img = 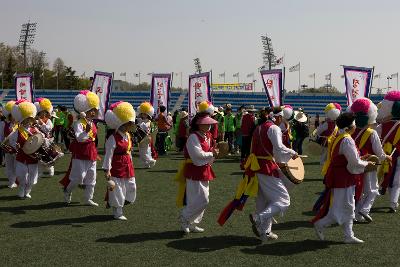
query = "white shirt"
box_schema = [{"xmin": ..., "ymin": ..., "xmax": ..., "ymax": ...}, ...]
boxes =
[
  {"xmin": 316, "ymin": 121, "xmax": 329, "ymax": 136},
  {"xmin": 338, "ymin": 130, "xmax": 368, "ymax": 174},
  {"xmin": 139, "ymin": 120, "xmax": 151, "ymax": 134},
  {"xmin": 8, "ymin": 129, "xmax": 18, "ymax": 149},
  {"xmin": 73, "ymin": 120, "xmax": 93, "ymax": 142},
  {"xmin": 102, "ymin": 131, "xmax": 131, "ymax": 171},
  {"xmin": 267, "ymin": 124, "xmax": 297, "ymax": 163},
  {"xmin": 38, "ymin": 119, "xmax": 53, "ymax": 135},
  {"xmin": 186, "ymin": 132, "xmax": 214, "ymax": 166}
]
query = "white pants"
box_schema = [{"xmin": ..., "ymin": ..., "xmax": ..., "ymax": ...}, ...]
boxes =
[
  {"xmin": 315, "ymin": 186, "xmax": 355, "ymax": 239},
  {"xmin": 255, "ymin": 173, "xmax": 290, "ymax": 233},
  {"xmin": 39, "ymin": 164, "xmax": 54, "ymax": 176},
  {"xmin": 181, "ymin": 179, "xmax": 209, "ymax": 225},
  {"xmin": 15, "ymin": 161, "xmax": 38, "ymax": 197},
  {"xmin": 356, "ymin": 171, "xmax": 379, "ymax": 214},
  {"xmin": 66, "ymin": 159, "xmax": 96, "ymax": 202},
  {"xmin": 4, "ymin": 153, "xmax": 16, "ymax": 186},
  {"xmin": 389, "ymin": 158, "xmax": 400, "ymax": 209},
  {"xmin": 108, "ymin": 177, "xmax": 136, "ymax": 217},
  {"xmin": 138, "ymin": 143, "xmax": 155, "ymax": 166}
]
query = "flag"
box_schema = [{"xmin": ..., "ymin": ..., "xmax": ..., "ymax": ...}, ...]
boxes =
[
  {"xmin": 135, "ymin": 73, "xmax": 140, "ymax": 77},
  {"xmin": 247, "ymin": 73, "xmax": 254, "ymax": 78},
  {"xmin": 374, "ymin": 73, "xmax": 381, "ymax": 79},
  {"xmin": 289, "ymin": 63, "xmax": 300, "ymax": 72},
  {"xmin": 276, "ymin": 56, "xmax": 284, "ymax": 65},
  {"xmin": 260, "ymin": 69, "xmax": 284, "ymax": 107},
  {"xmin": 233, "ymin": 72, "xmax": 239, "ymax": 77},
  {"xmin": 391, "ymin": 73, "xmax": 398, "ymax": 78},
  {"xmin": 147, "ymin": 72, "xmax": 153, "ymax": 76},
  {"xmin": 219, "ymin": 72, "xmax": 225, "ymax": 78},
  {"xmin": 343, "ymin": 65, "xmax": 374, "ymax": 105},
  {"xmin": 309, "ymin": 73, "xmax": 315, "ymax": 78},
  {"xmin": 325, "ymin": 73, "xmax": 331, "ymax": 80},
  {"xmin": 120, "ymin": 72, "xmax": 126, "ymax": 77}
]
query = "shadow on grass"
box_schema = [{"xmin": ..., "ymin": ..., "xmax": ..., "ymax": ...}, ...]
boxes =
[
  {"xmin": 10, "ymin": 215, "xmax": 111, "ymax": 228},
  {"xmin": 0, "ymin": 201, "xmax": 69, "ymax": 215},
  {"xmin": 230, "ymin": 171, "xmax": 243, "ymax": 176},
  {"xmin": 240, "ymin": 239, "xmax": 341, "ymax": 255},
  {"xmin": 97, "ymin": 231, "xmax": 185, "ymax": 244},
  {"xmin": 0, "ymin": 195, "xmax": 21, "ymax": 201},
  {"xmin": 273, "ymin": 220, "xmax": 313, "ymax": 230},
  {"xmin": 0, "ymin": 185, "xmax": 10, "ymax": 190},
  {"xmin": 371, "ymin": 207, "xmax": 391, "ymax": 213},
  {"xmin": 303, "ymin": 178, "xmax": 323, "ymax": 183},
  {"xmin": 166, "ymin": 235, "xmax": 261, "ymax": 252},
  {"xmin": 303, "ymin": 162, "xmax": 320, "ymax": 166},
  {"xmin": 216, "ymin": 158, "xmax": 240, "ymax": 163},
  {"xmin": 147, "ymin": 170, "xmax": 177, "ymax": 174},
  {"xmin": 302, "ymin": 210, "xmax": 316, "ymax": 217}
]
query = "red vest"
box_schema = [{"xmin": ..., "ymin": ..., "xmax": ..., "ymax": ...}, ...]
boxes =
[
  {"xmin": 325, "ymin": 137, "xmax": 362, "ymax": 188},
  {"xmin": 241, "ymin": 113, "xmax": 255, "ymax": 136},
  {"xmin": 250, "ymin": 121, "xmax": 280, "ymax": 178},
  {"xmin": 381, "ymin": 121, "xmax": 400, "ymax": 151},
  {"xmin": 178, "ymin": 118, "xmax": 188, "ymax": 138},
  {"xmin": 318, "ymin": 120, "xmax": 336, "ymax": 147},
  {"xmin": 110, "ymin": 133, "xmax": 134, "ymax": 178},
  {"xmin": 183, "ymin": 131, "xmax": 215, "ymax": 181},
  {"xmin": 4, "ymin": 121, "xmax": 13, "ymax": 137},
  {"xmin": 351, "ymin": 128, "xmax": 373, "ymax": 156},
  {"xmin": 210, "ymin": 123, "xmax": 218, "ymax": 140},
  {"xmin": 16, "ymin": 127, "xmax": 39, "ymax": 164},
  {"xmin": 70, "ymin": 122, "xmax": 98, "ymax": 161}
]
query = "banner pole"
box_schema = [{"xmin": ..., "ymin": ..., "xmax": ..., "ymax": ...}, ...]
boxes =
[{"xmin": 298, "ymin": 62, "xmax": 301, "ymax": 93}]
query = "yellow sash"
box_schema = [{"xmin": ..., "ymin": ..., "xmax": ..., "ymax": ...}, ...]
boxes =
[
  {"xmin": 175, "ymin": 159, "xmax": 193, "ymax": 208},
  {"xmin": 18, "ymin": 126, "xmax": 30, "ymax": 140},
  {"xmin": 127, "ymin": 132, "xmax": 132, "ymax": 154},
  {"xmin": 321, "ymin": 132, "xmax": 350, "ymax": 176},
  {"xmin": 358, "ymin": 128, "xmax": 374, "ymax": 150},
  {"xmin": 379, "ymin": 124, "xmax": 400, "ymax": 177},
  {"xmin": 80, "ymin": 118, "xmax": 95, "ymax": 141}
]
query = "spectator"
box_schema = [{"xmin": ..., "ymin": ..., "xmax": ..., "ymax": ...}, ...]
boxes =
[
  {"xmin": 314, "ymin": 113, "xmax": 320, "ymax": 129},
  {"xmin": 156, "ymin": 106, "xmax": 172, "ymax": 155},
  {"xmin": 234, "ymin": 105, "xmax": 245, "ymax": 154},
  {"xmin": 224, "ymin": 106, "xmax": 236, "ymax": 153},
  {"xmin": 177, "ymin": 111, "xmax": 189, "ymax": 152},
  {"xmin": 241, "ymin": 105, "xmax": 256, "ymax": 162},
  {"xmin": 54, "ymin": 105, "xmax": 66, "ymax": 143},
  {"xmin": 214, "ymin": 107, "xmax": 225, "ymax": 142},
  {"xmin": 292, "ymin": 110, "xmax": 309, "ymax": 155}
]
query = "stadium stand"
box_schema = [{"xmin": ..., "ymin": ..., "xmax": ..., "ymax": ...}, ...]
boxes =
[{"xmin": 0, "ymin": 89, "xmax": 384, "ymax": 115}]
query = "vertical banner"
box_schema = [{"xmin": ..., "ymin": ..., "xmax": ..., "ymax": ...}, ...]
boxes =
[
  {"xmin": 343, "ymin": 65, "xmax": 374, "ymax": 105},
  {"xmin": 90, "ymin": 71, "xmax": 113, "ymax": 121},
  {"xmin": 260, "ymin": 69, "xmax": 284, "ymax": 107},
  {"xmin": 150, "ymin": 73, "xmax": 172, "ymax": 113},
  {"xmin": 15, "ymin": 73, "xmax": 34, "ymax": 102},
  {"xmin": 188, "ymin": 72, "xmax": 211, "ymax": 117}
]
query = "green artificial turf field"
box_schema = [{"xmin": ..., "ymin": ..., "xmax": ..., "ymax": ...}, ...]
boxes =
[{"xmin": 0, "ymin": 126, "xmax": 399, "ymax": 266}]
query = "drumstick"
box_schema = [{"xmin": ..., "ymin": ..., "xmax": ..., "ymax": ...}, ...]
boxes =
[
  {"xmin": 390, "ymin": 148, "xmax": 397, "ymax": 157},
  {"xmin": 298, "ymin": 155, "xmax": 308, "ymax": 158}
]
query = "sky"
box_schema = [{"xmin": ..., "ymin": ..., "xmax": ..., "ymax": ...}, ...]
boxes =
[{"xmin": 1, "ymin": 0, "xmax": 399, "ymax": 92}]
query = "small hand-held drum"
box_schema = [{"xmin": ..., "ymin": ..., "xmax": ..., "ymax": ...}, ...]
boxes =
[
  {"xmin": 0, "ymin": 142, "xmax": 16, "ymax": 154},
  {"xmin": 133, "ymin": 127, "xmax": 150, "ymax": 145},
  {"xmin": 216, "ymin": 141, "xmax": 229, "ymax": 158},
  {"xmin": 22, "ymin": 134, "xmax": 64, "ymax": 165},
  {"xmin": 281, "ymin": 157, "xmax": 305, "ymax": 184}
]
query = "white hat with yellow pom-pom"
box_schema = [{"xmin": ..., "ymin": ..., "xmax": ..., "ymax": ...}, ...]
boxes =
[
  {"xmin": 73, "ymin": 90, "xmax": 100, "ymax": 113},
  {"xmin": 11, "ymin": 99, "xmax": 37, "ymax": 123},
  {"xmin": 3, "ymin": 100, "xmax": 16, "ymax": 117},
  {"xmin": 34, "ymin": 97, "xmax": 53, "ymax": 114},
  {"xmin": 105, "ymin": 101, "xmax": 136, "ymax": 130},
  {"xmin": 198, "ymin": 100, "xmax": 215, "ymax": 115},
  {"xmin": 137, "ymin": 101, "xmax": 154, "ymax": 118}
]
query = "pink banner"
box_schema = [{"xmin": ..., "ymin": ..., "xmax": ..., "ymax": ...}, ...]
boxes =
[
  {"xmin": 90, "ymin": 71, "xmax": 113, "ymax": 121},
  {"xmin": 188, "ymin": 72, "xmax": 211, "ymax": 117},
  {"xmin": 150, "ymin": 73, "xmax": 172, "ymax": 113},
  {"xmin": 15, "ymin": 74, "xmax": 34, "ymax": 102}
]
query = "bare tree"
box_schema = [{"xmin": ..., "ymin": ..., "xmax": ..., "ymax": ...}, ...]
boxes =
[{"xmin": 261, "ymin": 34, "xmax": 277, "ymax": 70}]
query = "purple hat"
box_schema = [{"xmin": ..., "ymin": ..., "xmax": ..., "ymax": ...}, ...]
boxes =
[{"xmin": 196, "ymin": 115, "xmax": 218, "ymax": 125}]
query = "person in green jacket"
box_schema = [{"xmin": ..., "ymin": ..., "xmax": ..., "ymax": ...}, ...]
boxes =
[
  {"xmin": 224, "ymin": 105, "xmax": 236, "ymax": 153},
  {"xmin": 214, "ymin": 107, "xmax": 225, "ymax": 142},
  {"xmin": 54, "ymin": 106, "xmax": 66, "ymax": 143},
  {"xmin": 234, "ymin": 105, "xmax": 244, "ymax": 154}
]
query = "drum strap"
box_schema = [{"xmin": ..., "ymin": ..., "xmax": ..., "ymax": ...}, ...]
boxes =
[{"xmin": 382, "ymin": 121, "xmax": 400, "ymax": 145}]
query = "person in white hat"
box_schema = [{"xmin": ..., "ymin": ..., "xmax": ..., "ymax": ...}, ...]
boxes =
[
  {"xmin": 176, "ymin": 112, "xmax": 219, "ymax": 234},
  {"xmin": 280, "ymin": 105, "xmax": 295, "ymax": 148},
  {"xmin": 136, "ymin": 102, "xmax": 157, "ymax": 168},
  {"xmin": 349, "ymin": 98, "xmax": 391, "ymax": 222},
  {"xmin": 34, "ymin": 97, "xmax": 57, "ymax": 177},
  {"xmin": 103, "ymin": 101, "xmax": 137, "ymax": 220},
  {"xmin": 313, "ymin": 112, "xmax": 376, "ymax": 244},
  {"xmin": 62, "ymin": 90, "xmax": 100, "ymax": 206},
  {"xmin": 249, "ymin": 106, "xmax": 298, "ymax": 242},
  {"xmin": 11, "ymin": 99, "xmax": 39, "ymax": 198},
  {"xmin": 0, "ymin": 100, "xmax": 18, "ymax": 188}
]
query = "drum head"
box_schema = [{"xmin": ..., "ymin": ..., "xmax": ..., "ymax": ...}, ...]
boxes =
[
  {"xmin": 307, "ymin": 139, "xmax": 322, "ymax": 155},
  {"xmin": 22, "ymin": 134, "xmax": 44, "ymax": 155},
  {"xmin": 217, "ymin": 141, "xmax": 229, "ymax": 158},
  {"xmin": 286, "ymin": 157, "xmax": 305, "ymax": 184}
]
